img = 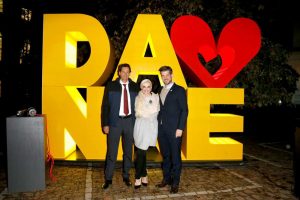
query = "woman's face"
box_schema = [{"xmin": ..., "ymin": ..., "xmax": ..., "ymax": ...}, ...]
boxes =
[{"xmin": 141, "ymin": 82, "xmax": 152, "ymax": 95}]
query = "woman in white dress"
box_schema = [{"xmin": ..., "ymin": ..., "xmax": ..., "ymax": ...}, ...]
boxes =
[{"xmin": 133, "ymin": 79, "xmax": 160, "ymax": 189}]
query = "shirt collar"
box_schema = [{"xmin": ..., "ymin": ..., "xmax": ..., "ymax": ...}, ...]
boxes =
[
  {"xmin": 164, "ymin": 82, "xmax": 174, "ymax": 90},
  {"xmin": 120, "ymin": 79, "xmax": 129, "ymax": 85}
]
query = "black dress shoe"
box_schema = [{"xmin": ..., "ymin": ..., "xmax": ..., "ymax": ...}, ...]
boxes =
[
  {"xmin": 102, "ymin": 180, "xmax": 112, "ymax": 189},
  {"xmin": 155, "ymin": 180, "xmax": 170, "ymax": 188},
  {"xmin": 170, "ymin": 185, "xmax": 179, "ymax": 193},
  {"xmin": 123, "ymin": 178, "xmax": 132, "ymax": 186},
  {"xmin": 134, "ymin": 184, "xmax": 141, "ymax": 189},
  {"xmin": 142, "ymin": 182, "xmax": 148, "ymax": 187}
]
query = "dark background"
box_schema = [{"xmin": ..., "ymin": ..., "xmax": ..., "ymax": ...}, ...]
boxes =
[{"xmin": 0, "ymin": 0, "xmax": 300, "ymax": 166}]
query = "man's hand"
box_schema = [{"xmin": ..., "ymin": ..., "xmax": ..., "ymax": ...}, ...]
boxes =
[
  {"xmin": 103, "ymin": 126, "xmax": 109, "ymax": 134},
  {"xmin": 175, "ymin": 129, "xmax": 183, "ymax": 138}
]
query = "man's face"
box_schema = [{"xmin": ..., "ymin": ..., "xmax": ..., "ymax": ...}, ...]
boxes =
[
  {"xmin": 160, "ymin": 70, "xmax": 173, "ymax": 85},
  {"xmin": 118, "ymin": 67, "xmax": 130, "ymax": 82}
]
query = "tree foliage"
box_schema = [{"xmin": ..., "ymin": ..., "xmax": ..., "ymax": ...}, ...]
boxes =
[{"xmin": 93, "ymin": 0, "xmax": 299, "ymax": 107}]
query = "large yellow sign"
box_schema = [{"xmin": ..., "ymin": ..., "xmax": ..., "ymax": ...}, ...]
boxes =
[{"xmin": 43, "ymin": 14, "xmax": 244, "ymax": 161}]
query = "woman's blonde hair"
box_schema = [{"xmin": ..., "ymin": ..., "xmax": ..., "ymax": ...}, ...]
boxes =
[{"xmin": 140, "ymin": 79, "xmax": 152, "ymax": 89}]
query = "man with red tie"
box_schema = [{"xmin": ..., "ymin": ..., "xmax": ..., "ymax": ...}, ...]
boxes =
[{"xmin": 101, "ymin": 63, "xmax": 139, "ymax": 189}]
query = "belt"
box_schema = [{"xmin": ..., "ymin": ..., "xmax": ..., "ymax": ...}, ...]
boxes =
[{"xmin": 119, "ymin": 115, "xmax": 132, "ymax": 119}]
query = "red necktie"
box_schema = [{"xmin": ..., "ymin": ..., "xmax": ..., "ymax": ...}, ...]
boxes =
[{"xmin": 123, "ymin": 84, "xmax": 129, "ymax": 115}]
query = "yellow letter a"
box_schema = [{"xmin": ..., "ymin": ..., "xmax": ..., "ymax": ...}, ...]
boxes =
[{"xmin": 114, "ymin": 14, "xmax": 187, "ymax": 88}]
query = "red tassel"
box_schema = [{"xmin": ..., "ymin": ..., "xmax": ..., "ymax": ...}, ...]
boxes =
[{"xmin": 40, "ymin": 114, "xmax": 56, "ymax": 182}]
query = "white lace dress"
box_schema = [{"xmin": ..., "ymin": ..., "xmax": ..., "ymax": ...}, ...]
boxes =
[{"xmin": 133, "ymin": 92, "xmax": 160, "ymax": 150}]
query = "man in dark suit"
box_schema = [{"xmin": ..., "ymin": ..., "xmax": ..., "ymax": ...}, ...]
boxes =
[
  {"xmin": 101, "ymin": 63, "xmax": 139, "ymax": 189},
  {"xmin": 156, "ymin": 66, "xmax": 188, "ymax": 193}
]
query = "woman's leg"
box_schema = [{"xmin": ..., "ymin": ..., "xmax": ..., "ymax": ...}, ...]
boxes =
[
  {"xmin": 141, "ymin": 148, "xmax": 147, "ymax": 177},
  {"xmin": 135, "ymin": 147, "xmax": 145, "ymax": 179},
  {"xmin": 141, "ymin": 149, "xmax": 148, "ymax": 185}
]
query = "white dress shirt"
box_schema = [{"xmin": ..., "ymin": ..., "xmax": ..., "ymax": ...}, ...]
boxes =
[
  {"xmin": 119, "ymin": 80, "xmax": 132, "ymax": 116},
  {"xmin": 160, "ymin": 82, "xmax": 174, "ymax": 105}
]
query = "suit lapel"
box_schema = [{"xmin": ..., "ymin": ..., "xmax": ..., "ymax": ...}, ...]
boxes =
[
  {"xmin": 158, "ymin": 86, "xmax": 163, "ymax": 106},
  {"xmin": 163, "ymin": 83, "xmax": 176, "ymax": 105}
]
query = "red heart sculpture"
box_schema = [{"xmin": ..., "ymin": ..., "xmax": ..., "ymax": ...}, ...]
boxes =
[{"xmin": 171, "ymin": 16, "xmax": 261, "ymax": 88}]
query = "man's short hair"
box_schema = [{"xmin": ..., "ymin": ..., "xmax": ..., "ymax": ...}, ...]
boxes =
[
  {"xmin": 118, "ymin": 63, "xmax": 131, "ymax": 73},
  {"xmin": 159, "ymin": 66, "xmax": 173, "ymax": 74}
]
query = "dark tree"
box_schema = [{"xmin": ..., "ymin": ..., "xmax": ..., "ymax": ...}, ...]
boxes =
[{"xmin": 91, "ymin": 0, "xmax": 298, "ymax": 108}]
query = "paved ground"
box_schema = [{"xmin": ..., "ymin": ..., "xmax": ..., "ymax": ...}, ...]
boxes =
[{"xmin": 0, "ymin": 137, "xmax": 299, "ymax": 200}]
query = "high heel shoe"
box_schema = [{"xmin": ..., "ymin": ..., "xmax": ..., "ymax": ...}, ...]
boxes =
[
  {"xmin": 141, "ymin": 176, "xmax": 148, "ymax": 186},
  {"xmin": 134, "ymin": 178, "xmax": 141, "ymax": 189}
]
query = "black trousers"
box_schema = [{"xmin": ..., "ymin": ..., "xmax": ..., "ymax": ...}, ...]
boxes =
[
  {"xmin": 135, "ymin": 147, "xmax": 147, "ymax": 179},
  {"xmin": 104, "ymin": 117, "xmax": 133, "ymax": 181},
  {"xmin": 158, "ymin": 125, "xmax": 182, "ymax": 186}
]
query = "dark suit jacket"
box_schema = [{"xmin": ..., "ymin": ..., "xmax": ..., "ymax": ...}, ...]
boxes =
[
  {"xmin": 158, "ymin": 83, "xmax": 188, "ymax": 133},
  {"xmin": 101, "ymin": 78, "xmax": 139, "ymax": 127}
]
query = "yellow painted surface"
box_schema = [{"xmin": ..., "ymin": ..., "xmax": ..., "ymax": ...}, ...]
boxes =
[
  {"xmin": 43, "ymin": 86, "xmax": 107, "ymax": 159},
  {"xmin": 42, "ymin": 14, "xmax": 244, "ymax": 161},
  {"xmin": 184, "ymin": 88, "xmax": 244, "ymax": 161},
  {"xmin": 43, "ymin": 14, "xmax": 114, "ymax": 87},
  {"xmin": 42, "ymin": 14, "xmax": 114, "ymax": 159},
  {"xmin": 64, "ymin": 128, "xmax": 76, "ymax": 157},
  {"xmin": 114, "ymin": 14, "xmax": 187, "ymax": 88}
]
